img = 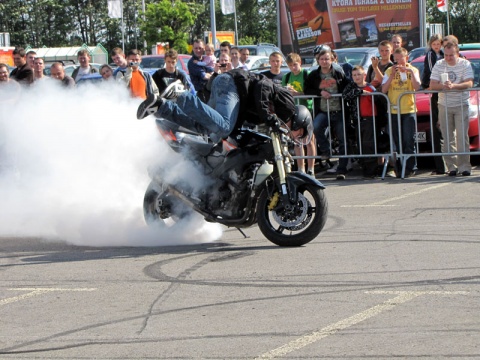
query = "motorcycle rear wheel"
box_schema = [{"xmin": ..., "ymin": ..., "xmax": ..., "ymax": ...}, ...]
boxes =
[
  {"xmin": 257, "ymin": 184, "xmax": 328, "ymax": 246},
  {"xmin": 143, "ymin": 181, "xmax": 192, "ymax": 227}
]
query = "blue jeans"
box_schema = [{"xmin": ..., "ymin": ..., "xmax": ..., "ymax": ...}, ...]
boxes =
[
  {"xmin": 313, "ymin": 111, "xmax": 348, "ymax": 172},
  {"xmin": 392, "ymin": 113, "xmax": 416, "ymax": 172},
  {"xmin": 157, "ymin": 73, "xmax": 240, "ymax": 142}
]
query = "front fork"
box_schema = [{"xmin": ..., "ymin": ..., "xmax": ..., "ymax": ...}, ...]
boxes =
[{"xmin": 270, "ymin": 131, "xmax": 295, "ymax": 210}]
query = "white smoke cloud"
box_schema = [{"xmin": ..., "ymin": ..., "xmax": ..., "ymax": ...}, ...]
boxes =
[{"xmin": 0, "ymin": 80, "xmax": 222, "ymax": 246}]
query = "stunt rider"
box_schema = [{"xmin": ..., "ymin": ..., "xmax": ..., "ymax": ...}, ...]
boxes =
[{"xmin": 137, "ymin": 68, "xmax": 302, "ymax": 143}]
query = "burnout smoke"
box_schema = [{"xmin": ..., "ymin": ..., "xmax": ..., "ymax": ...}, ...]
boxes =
[{"xmin": 0, "ymin": 80, "xmax": 222, "ymax": 246}]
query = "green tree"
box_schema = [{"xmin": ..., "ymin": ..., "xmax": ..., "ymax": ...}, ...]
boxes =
[
  {"xmin": 426, "ymin": 0, "xmax": 480, "ymax": 42},
  {"xmin": 141, "ymin": 0, "xmax": 195, "ymax": 53}
]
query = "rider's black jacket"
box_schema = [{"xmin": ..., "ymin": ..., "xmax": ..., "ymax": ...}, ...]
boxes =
[{"xmin": 207, "ymin": 69, "xmax": 296, "ymax": 127}]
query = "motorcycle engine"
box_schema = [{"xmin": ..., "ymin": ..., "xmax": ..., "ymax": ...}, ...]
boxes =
[{"xmin": 206, "ymin": 166, "xmax": 255, "ymax": 219}]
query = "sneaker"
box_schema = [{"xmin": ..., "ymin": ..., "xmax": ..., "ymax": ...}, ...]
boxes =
[
  {"xmin": 307, "ymin": 170, "xmax": 315, "ymax": 177},
  {"xmin": 336, "ymin": 172, "xmax": 346, "ymax": 180},
  {"xmin": 448, "ymin": 170, "xmax": 457, "ymax": 176},
  {"xmin": 326, "ymin": 162, "xmax": 338, "ymax": 174},
  {"xmin": 404, "ymin": 170, "xmax": 416, "ymax": 178},
  {"xmin": 137, "ymin": 93, "xmax": 162, "ymax": 120},
  {"xmin": 161, "ymin": 80, "xmax": 185, "ymax": 99},
  {"xmin": 461, "ymin": 171, "xmax": 471, "ymax": 176}
]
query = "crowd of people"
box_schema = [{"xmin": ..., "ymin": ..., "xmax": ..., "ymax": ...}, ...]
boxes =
[{"xmin": 1, "ymin": 34, "xmax": 475, "ymax": 179}]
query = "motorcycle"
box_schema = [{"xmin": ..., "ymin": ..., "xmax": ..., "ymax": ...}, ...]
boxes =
[{"xmin": 143, "ymin": 114, "xmax": 328, "ymax": 247}]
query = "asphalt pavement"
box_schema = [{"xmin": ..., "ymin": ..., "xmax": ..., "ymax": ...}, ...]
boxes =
[{"xmin": 1, "ymin": 165, "xmax": 479, "ymax": 359}]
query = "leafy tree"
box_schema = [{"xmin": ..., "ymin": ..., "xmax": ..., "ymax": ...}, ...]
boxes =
[
  {"xmin": 426, "ymin": 0, "xmax": 480, "ymax": 43},
  {"xmin": 141, "ymin": 0, "xmax": 195, "ymax": 53}
]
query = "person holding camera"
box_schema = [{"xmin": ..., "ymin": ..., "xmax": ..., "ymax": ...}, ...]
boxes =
[
  {"xmin": 381, "ymin": 47, "xmax": 421, "ymax": 178},
  {"xmin": 123, "ymin": 49, "xmax": 159, "ymax": 99}
]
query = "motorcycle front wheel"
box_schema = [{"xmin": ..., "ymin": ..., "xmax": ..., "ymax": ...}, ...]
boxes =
[
  {"xmin": 257, "ymin": 184, "xmax": 328, "ymax": 246},
  {"xmin": 143, "ymin": 181, "xmax": 193, "ymax": 227}
]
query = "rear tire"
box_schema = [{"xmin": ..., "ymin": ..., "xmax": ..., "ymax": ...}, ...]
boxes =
[
  {"xmin": 257, "ymin": 184, "xmax": 328, "ymax": 246},
  {"xmin": 143, "ymin": 181, "xmax": 192, "ymax": 227}
]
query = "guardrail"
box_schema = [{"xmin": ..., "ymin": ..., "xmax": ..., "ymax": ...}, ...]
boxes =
[{"xmin": 292, "ymin": 88, "xmax": 480, "ymax": 179}]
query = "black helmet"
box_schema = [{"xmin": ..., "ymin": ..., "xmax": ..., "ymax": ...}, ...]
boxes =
[
  {"xmin": 290, "ymin": 105, "xmax": 313, "ymax": 145},
  {"xmin": 313, "ymin": 44, "xmax": 331, "ymax": 56}
]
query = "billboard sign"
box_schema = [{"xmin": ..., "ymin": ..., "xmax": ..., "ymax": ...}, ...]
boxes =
[{"xmin": 279, "ymin": 0, "xmax": 420, "ymax": 58}]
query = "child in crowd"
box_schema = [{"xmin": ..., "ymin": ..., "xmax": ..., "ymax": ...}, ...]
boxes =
[
  {"xmin": 100, "ymin": 64, "xmax": 114, "ymax": 81},
  {"xmin": 343, "ymin": 65, "xmax": 378, "ymax": 178},
  {"xmin": 282, "ymin": 52, "xmax": 316, "ymax": 176},
  {"xmin": 193, "ymin": 43, "xmax": 216, "ymax": 70}
]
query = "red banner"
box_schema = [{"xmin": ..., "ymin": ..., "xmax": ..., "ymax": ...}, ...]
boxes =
[{"xmin": 280, "ymin": 0, "xmax": 421, "ymax": 58}]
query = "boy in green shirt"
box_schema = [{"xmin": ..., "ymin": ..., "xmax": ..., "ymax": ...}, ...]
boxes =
[{"xmin": 282, "ymin": 53, "xmax": 316, "ymax": 176}]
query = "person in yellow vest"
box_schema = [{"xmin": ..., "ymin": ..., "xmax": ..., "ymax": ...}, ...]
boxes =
[
  {"xmin": 381, "ymin": 47, "xmax": 421, "ymax": 177},
  {"xmin": 123, "ymin": 49, "xmax": 159, "ymax": 99}
]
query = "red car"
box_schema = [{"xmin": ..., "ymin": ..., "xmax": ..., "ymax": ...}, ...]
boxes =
[
  {"xmin": 411, "ymin": 50, "xmax": 480, "ymax": 151},
  {"xmin": 140, "ymin": 54, "xmax": 191, "ymax": 74}
]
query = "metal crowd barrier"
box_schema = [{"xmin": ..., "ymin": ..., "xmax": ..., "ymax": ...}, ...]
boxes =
[
  {"xmin": 395, "ymin": 89, "xmax": 480, "ymax": 177},
  {"xmin": 293, "ymin": 88, "xmax": 480, "ymax": 179},
  {"xmin": 293, "ymin": 92, "xmax": 395, "ymax": 179}
]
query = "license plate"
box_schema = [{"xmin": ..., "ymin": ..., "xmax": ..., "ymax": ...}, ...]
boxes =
[{"xmin": 415, "ymin": 131, "xmax": 426, "ymax": 143}]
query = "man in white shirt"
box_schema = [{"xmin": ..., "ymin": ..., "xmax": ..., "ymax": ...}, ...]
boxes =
[{"xmin": 429, "ymin": 42, "xmax": 474, "ymax": 176}]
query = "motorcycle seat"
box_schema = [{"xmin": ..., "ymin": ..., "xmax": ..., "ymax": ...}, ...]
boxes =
[{"xmin": 182, "ymin": 137, "xmax": 217, "ymax": 156}]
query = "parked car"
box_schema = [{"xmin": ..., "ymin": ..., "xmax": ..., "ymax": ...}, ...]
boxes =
[
  {"xmin": 409, "ymin": 43, "xmax": 480, "ymax": 64},
  {"xmin": 140, "ymin": 54, "xmax": 191, "ymax": 74},
  {"xmin": 310, "ymin": 47, "xmax": 378, "ymax": 71},
  {"xmin": 243, "ymin": 55, "xmax": 270, "ymax": 71},
  {"xmin": 408, "ymin": 47, "xmax": 426, "ymax": 63},
  {"xmin": 411, "ymin": 50, "xmax": 480, "ymax": 151}
]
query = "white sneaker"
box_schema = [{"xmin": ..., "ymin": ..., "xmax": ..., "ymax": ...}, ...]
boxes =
[{"xmin": 326, "ymin": 162, "xmax": 338, "ymax": 174}]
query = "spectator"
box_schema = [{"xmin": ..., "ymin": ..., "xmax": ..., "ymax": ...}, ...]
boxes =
[
  {"xmin": 390, "ymin": 34, "xmax": 402, "ymax": 62},
  {"xmin": 152, "ymin": 49, "xmax": 192, "ymax": 94},
  {"xmin": 282, "ymin": 52, "xmax": 316, "ymax": 175},
  {"xmin": 123, "ymin": 49, "xmax": 158, "ymax": 99},
  {"xmin": 137, "ymin": 68, "xmax": 299, "ymax": 146},
  {"xmin": 366, "ymin": 40, "xmax": 394, "ymax": 90},
  {"xmin": 219, "ymin": 41, "xmax": 231, "ymax": 55},
  {"xmin": 201, "ymin": 43, "xmax": 216, "ymax": 68},
  {"xmin": 202, "ymin": 53, "xmax": 232, "ymax": 103},
  {"xmin": 100, "ymin": 64, "xmax": 114, "ymax": 81},
  {"xmin": 33, "ymin": 57, "xmax": 47, "ymax": 82},
  {"xmin": 26, "ymin": 50, "xmax": 37, "ymax": 68},
  {"xmin": 110, "ymin": 47, "xmax": 128, "ymax": 80},
  {"xmin": 0, "ymin": 63, "xmax": 21, "ymax": 104},
  {"xmin": 71, "ymin": 49, "xmax": 98, "ymax": 82},
  {"xmin": 50, "ymin": 62, "xmax": 75, "ymax": 88},
  {"xmin": 381, "ymin": 47, "xmax": 421, "ymax": 178},
  {"xmin": 343, "ymin": 65, "xmax": 378, "ymax": 178},
  {"xmin": 422, "ymin": 34, "xmax": 447, "ymax": 175},
  {"xmin": 304, "ymin": 46, "xmax": 350, "ymax": 180},
  {"xmin": 10, "ymin": 48, "xmax": 34, "ymax": 85},
  {"xmin": 262, "ymin": 51, "xmax": 284, "ymax": 85},
  {"xmin": 240, "ymin": 48, "xmax": 250, "ymax": 64},
  {"xmin": 332, "ymin": 50, "xmax": 353, "ymax": 80},
  {"xmin": 442, "ymin": 35, "xmax": 458, "ymax": 46},
  {"xmin": 429, "ymin": 42, "xmax": 473, "ymax": 176},
  {"xmin": 365, "ymin": 40, "xmax": 394, "ymax": 176},
  {"xmin": 187, "ymin": 39, "xmax": 213, "ymax": 102},
  {"xmin": 213, "ymin": 52, "xmax": 233, "ymax": 75},
  {"xmin": 0, "ymin": 63, "xmax": 18, "ymax": 86},
  {"xmin": 230, "ymin": 47, "xmax": 248, "ymax": 70}
]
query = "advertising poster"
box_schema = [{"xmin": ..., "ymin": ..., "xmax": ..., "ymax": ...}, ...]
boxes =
[
  {"xmin": 0, "ymin": 48, "xmax": 14, "ymax": 66},
  {"xmin": 280, "ymin": 0, "xmax": 420, "ymax": 58}
]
